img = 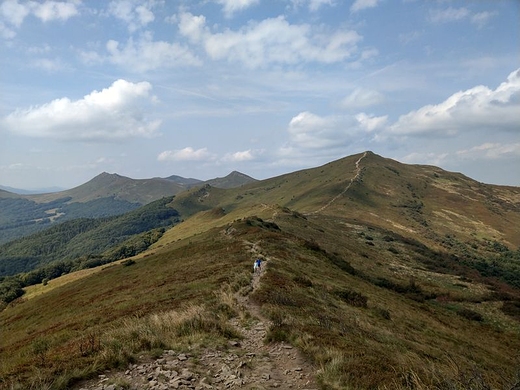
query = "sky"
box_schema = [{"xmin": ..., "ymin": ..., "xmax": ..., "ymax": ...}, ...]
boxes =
[{"xmin": 0, "ymin": 0, "xmax": 519, "ymax": 191}]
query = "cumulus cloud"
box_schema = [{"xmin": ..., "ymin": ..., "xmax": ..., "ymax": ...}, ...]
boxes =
[
  {"xmin": 177, "ymin": 12, "xmax": 361, "ymax": 68},
  {"xmin": 81, "ymin": 32, "xmax": 201, "ymax": 72},
  {"xmin": 286, "ymin": 110, "xmax": 386, "ymax": 152},
  {"xmin": 339, "ymin": 88, "xmax": 384, "ymax": 110},
  {"xmin": 107, "ymin": 0, "xmax": 156, "ymax": 32},
  {"xmin": 2, "ymin": 79, "xmax": 161, "ymax": 141},
  {"xmin": 157, "ymin": 147, "xmax": 215, "ymax": 162},
  {"xmin": 216, "ymin": 0, "xmax": 259, "ymax": 17},
  {"xmin": 31, "ymin": 0, "xmax": 79, "ymax": 22},
  {"xmin": 223, "ymin": 150, "xmax": 255, "ymax": 162},
  {"xmin": 389, "ymin": 68, "xmax": 520, "ymax": 136},
  {"xmin": 355, "ymin": 113, "xmax": 387, "ymax": 132},
  {"xmin": 0, "ymin": 0, "xmax": 79, "ymax": 37},
  {"xmin": 350, "ymin": 0, "xmax": 379, "ymax": 13}
]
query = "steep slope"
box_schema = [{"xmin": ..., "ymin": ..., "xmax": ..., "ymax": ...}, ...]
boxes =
[{"xmin": 166, "ymin": 151, "xmax": 520, "ymax": 249}]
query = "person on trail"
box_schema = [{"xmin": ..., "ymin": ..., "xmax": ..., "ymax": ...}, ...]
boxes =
[{"xmin": 254, "ymin": 258, "xmax": 262, "ymax": 273}]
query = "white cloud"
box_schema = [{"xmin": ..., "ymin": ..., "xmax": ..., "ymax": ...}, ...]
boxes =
[
  {"xmin": 339, "ymin": 88, "xmax": 384, "ymax": 110},
  {"xmin": 157, "ymin": 147, "xmax": 215, "ymax": 162},
  {"xmin": 350, "ymin": 0, "xmax": 379, "ymax": 13},
  {"xmin": 31, "ymin": 57, "xmax": 69, "ymax": 72},
  {"xmin": 178, "ymin": 12, "xmax": 207, "ymax": 43},
  {"xmin": 0, "ymin": 0, "xmax": 30, "ymax": 27},
  {"xmin": 429, "ymin": 6, "xmax": 496, "ymax": 27},
  {"xmin": 355, "ymin": 112, "xmax": 387, "ymax": 132},
  {"xmin": 471, "ymin": 11, "xmax": 497, "ymax": 28},
  {"xmin": 107, "ymin": 0, "xmax": 156, "ymax": 32},
  {"xmin": 2, "ymin": 79, "xmax": 161, "ymax": 141},
  {"xmin": 0, "ymin": 0, "xmax": 79, "ymax": 34},
  {"xmin": 429, "ymin": 7, "xmax": 470, "ymax": 23},
  {"xmin": 178, "ymin": 12, "xmax": 361, "ymax": 68},
  {"xmin": 223, "ymin": 150, "xmax": 255, "ymax": 162},
  {"xmin": 81, "ymin": 32, "xmax": 201, "ymax": 72},
  {"xmin": 401, "ymin": 152, "xmax": 448, "ymax": 167},
  {"xmin": 0, "ymin": 22, "xmax": 15, "ymax": 38},
  {"xmin": 216, "ymin": 0, "xmax": 259, "ymax": 17},
  {"xmin": 31, "ymin": 0, "xmax": 79, "ymax": 22},
  {"xmin": 308, "ymin": 0, "xmax": 334, "ymax": 12},
  {"xmin": 456, "ymin": 143, "xmax": 520, "ymax": 160},
  {"xmin": 285, "ymin": 110, "xmax": 384, "ymax": 152},
  {"xmin": 389, "ymin": 68, "xmax": 520, "ymax": 136}
]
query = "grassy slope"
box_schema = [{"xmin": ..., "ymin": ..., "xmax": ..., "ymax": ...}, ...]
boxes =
[{"xmin": 1, "ymin": 152, "xmax": 520, "ymax": 389}]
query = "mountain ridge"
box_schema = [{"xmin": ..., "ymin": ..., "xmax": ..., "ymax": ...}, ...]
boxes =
[
  {"xmin": 1, "ymin": 151, "xmax": 520, "ymax": 389},
  {"xmin": 0, "ymin": 170, "xmax": 256, "ymax": 244}
]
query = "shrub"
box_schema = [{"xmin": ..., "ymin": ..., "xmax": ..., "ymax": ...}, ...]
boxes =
[
  {"xmin": 501, "ymin": 300, "xmax": 520, "ymax": 320},
  {"xmin": 456, "ymin": 308, "xmax": 483, "ymax": 322},
  {"xmin": 375, "ymin": 307, "xmax": 391, "ymax": 320},
  {"xmin": 293, "ymin": 275, "xmax": 313, "ymax": 287},
  {"xmin": 265, "ymin": 326, "xmax": 290, "ymax": 343},
  {"xmin": 336, "ymin": 289, "xmax": 368, "ymax": 308},
  {"xmin": 121, "ymin": 259, "xmax": 136, "ymax": 267}
]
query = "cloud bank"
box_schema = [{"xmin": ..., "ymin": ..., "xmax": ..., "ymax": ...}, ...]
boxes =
[
  {"xmin": 178, "ymin": 12, "xmax": 362, "ymax": 69},
  {"xmin": 2, "ymin": 79, "xmax": 161, "ymax": 141},
  {"xmin": 389, "ymin": 68, "xmax": 520, "ymax": 136}
]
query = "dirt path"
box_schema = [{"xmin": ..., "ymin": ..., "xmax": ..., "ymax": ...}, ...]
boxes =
[
  {"xmin": 75, "ymin": 241, "xmax": 318, "ymax": 390},
  {"xmin": 306, "ymin": 151, "xmax": 367, "ymax": 216}
]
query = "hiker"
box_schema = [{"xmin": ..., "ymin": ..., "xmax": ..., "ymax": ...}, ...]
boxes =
[{"xmin": 254, "ymin": 258, "xmax": 262, "ymax": 273}]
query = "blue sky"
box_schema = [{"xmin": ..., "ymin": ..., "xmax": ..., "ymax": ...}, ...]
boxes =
[{"xmin": 0, "ymin": 0, "xmax": 519, "ymax": 190}]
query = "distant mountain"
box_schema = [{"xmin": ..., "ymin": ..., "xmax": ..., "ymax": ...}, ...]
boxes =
[
  {"xmin": 25, "ymin": 172, "xmax": 186, "ymax": 205},
  {"xmin": 163, "ymin": 175, "xmax": 202, "ymax": 188},
  {"xmin": 204, "ymin": 171, "xmax": 257, "ymax": 189},
  {"xmin": 0, "ymin": 170, "xmax": 256, "ymax": 244},
  {"xmin": 0, "ymin": 185, "xmax": 65, "ymax": 195}
]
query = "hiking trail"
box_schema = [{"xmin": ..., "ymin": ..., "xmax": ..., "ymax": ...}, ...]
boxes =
[
  {"xmin": 306, "ymin": 151, "xmax": 367, "ymax": 216},
  {"xmin": 75, "ymin": 240, "xmax": 318, "ymax": 390}
]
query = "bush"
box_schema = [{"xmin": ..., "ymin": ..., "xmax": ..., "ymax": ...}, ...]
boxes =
[
  {"xmin": 336, "ymin": 289, "xmax": 368, "ymax": 308},
  {"xmin": 293, "ymin": 275, "xmax": 313, "ymax": 287},
  {"xmin": 375, "ymin": 307, "xmax": 391, "ymax": 320},
  {"xmin": 456, "ymin": 308, "xmax": 483, "ymax": 322}
]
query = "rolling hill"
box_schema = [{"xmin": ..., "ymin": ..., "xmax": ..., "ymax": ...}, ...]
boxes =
[
  {"xmin": 1, "ymin": 151, "xmax": 519, "ymax": 390},
  {"xmin": 0, "ymin": 171, "xmax": 256, "ymax": 245}
]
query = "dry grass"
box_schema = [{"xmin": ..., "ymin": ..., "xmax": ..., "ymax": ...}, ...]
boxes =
[{"xmin": 2, "ymin": 152, "xmax": 520, "ymax": 389}]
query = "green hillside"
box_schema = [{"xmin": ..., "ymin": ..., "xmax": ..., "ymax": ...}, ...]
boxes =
[
  {"xmin": 1, "ymin": 152, "xmax": 519, "ymax": 390},
  {"xmin": 0, "ymin": 196, "xmax": 179, "ymax": 278}
]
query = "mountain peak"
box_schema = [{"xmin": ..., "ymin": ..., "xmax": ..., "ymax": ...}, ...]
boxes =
[{"xmin": 205, "ymin": 171, "xmax": 257, "ymax": 189}]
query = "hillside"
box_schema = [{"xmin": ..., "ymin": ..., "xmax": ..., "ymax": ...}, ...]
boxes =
[
  {"xmin": 0, "ymin": 171, "xmax": 255, "ymax": 245},
  {"xmin": 0, "ymin": 196, "xmax": 180, "ymax": 277},
  {"xmin": 1, "ymin": 151, "xmax": 519, "ymax": 390}
]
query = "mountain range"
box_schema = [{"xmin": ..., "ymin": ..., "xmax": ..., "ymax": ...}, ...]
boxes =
[
  {"xmin": 1, "ymin": 151, "xmax": 519, "ymax": 390},
  {"xmin": 0, "ymin": 170, "xmax": 256, "ymax": 245}
]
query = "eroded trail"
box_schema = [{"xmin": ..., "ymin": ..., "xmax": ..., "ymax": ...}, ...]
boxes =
[
  {"xmin": 76, "ymin": 241, "xmax": 318, "ymax": 390},
  {"xmin": 232, "ymin": 240, "xmax": 318, "ymax": 389},
  {"xmin": 306, "ymin": 151, "xmax": 367, "ymax": 216}
]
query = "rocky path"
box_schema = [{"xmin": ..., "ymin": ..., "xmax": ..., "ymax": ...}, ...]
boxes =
[{"xmin": 76, "ymin": 241, "xmax": 318, "ymax": 390}]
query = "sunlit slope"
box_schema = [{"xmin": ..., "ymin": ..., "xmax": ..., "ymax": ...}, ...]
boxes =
[
  {"xmin": 164, "ymin": 151, "xmax": 520, "ymax": 248},
  {"xmin": 2, "ymin": 206, "xmax": 519, "ymax": 389}
]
